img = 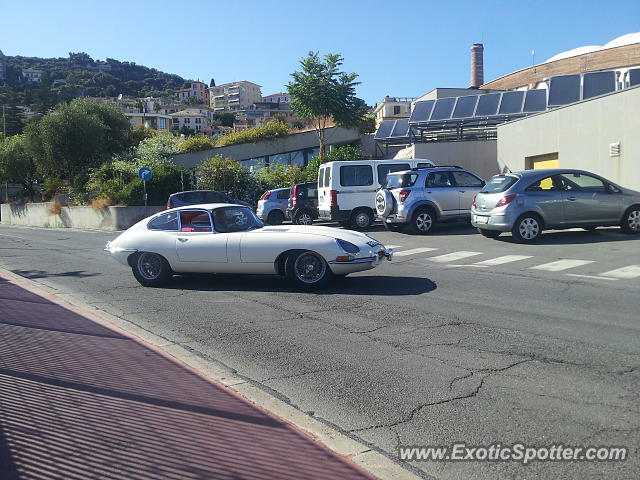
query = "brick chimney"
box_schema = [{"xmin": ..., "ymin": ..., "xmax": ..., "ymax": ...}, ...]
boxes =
[{"xmin": 470, "ymin": 43, "xmax": 484, "ymax": 88}]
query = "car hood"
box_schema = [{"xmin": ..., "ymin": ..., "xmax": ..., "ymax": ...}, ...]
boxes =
[{"xmin": 253, "ymin": 225, "xmax": 381, "ymax": 245}]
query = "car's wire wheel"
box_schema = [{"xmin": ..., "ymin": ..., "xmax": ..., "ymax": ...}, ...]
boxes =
[
  {"xmin": 137, "ymin": 252, "xmax": 163, "ymax": 280},
  {"xmin": 294, "ymin": 252, "xmax": 326, "ymax": 283}
]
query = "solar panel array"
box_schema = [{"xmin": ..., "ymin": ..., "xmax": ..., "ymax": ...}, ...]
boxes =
[{"xmin": 377, "ymin": 69, "xmax": 631, "ymax": 141}]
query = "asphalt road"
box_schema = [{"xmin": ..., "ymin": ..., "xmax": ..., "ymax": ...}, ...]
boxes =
[{"xmin": 1, "ymin": 222, "xmax": 638, "ymax": 479}]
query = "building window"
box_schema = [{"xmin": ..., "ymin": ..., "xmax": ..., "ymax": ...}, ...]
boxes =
[
  {"xmin": 158, "ymin": 118, "xmax": 167, "ymax": 129},
  {"xmin": 393, "ymin": 105, "xmax": 401, "ymax": 115}
]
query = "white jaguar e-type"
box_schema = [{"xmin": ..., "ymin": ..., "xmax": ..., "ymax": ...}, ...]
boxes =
[{"xmin": 104, "ymin": 203, "xmax": 393, "ymax": 290}]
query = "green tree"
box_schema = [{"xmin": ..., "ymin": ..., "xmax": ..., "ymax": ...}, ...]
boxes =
[
  {"xmin": 212, "ymin": 112, "xmax": 235, "ymax": 127},
  {"xmin": 287, "ymin": 52, "xmax": 368, "ymax": 159},
  {"xmin": 179, "ymin": 135, "xmax": 216, "ymax": 153},
  {"xmin": 28, "ymin": 98, "xmax": 133, "ymax": 184},
  {"xmin": 303, "ymin": 144, "xmax": 367, "ymax": 181},
  {"xmin": 0, "ymin": 134, "xmax": 39, "ymax": 201}
]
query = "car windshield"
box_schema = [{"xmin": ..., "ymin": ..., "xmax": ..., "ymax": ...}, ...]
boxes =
[
  {"xmin": 384, "ymin": 173, "xmax": 418, "ymax": 189},
  {"xmin": 480, "ymin": 175, "xmax": 519, "ymax": 193},
  {"xmin": 211, "ymin": 206, "xmax": 263, "ymax": 233}
]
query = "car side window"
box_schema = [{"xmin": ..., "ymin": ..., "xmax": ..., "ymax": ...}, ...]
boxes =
[
  {"xmin": 277, "ymin": 189, "xmax": 290, "ymax": 199},
  {"xmin": 179, "ymin": 210, "xmax": 212, "ymax": 232},
  {"xmin": 525, "ymin": 176, "xmax": 561, "ymax": 191},
  {"xmin": 559, "ymin": 173, "xmax": 607, "ymax": 193},
  {"xmin": 426, "ymin": 172, "xmax": 453, "ymax": 188},
  {"xmin": 451, "ymin": 171, "xmax": 483, "ymax": 187},
  {"xmin": 340, "ymin": 165, "xmax": 373, "ymax": 186},
  {"xmin": 148, "ymin": 212, "xmax": 179, "ymax": 231}
]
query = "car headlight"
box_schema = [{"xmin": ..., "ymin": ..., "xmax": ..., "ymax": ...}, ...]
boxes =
[{"xmin": 336, "ymin": 238, "xmax": 360, "ymax": 254}]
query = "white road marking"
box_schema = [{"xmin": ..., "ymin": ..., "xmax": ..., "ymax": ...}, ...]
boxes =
[
  {"xmin": 385, "ymin": 245, "xmax": 402, "ymax": 249},
  {"xmin": 474, "ymin": 255, "xmax": 533, "ymax": 266},
  {"xmin": 393, "ymin": 247, "xmax": 438, "ymax": 257},
  {"xmin": 428, "ymin": 251, "xmax": 483, "ymax": 263},
  {"xmin": 599, "ymin": 265, "xmax": 640, "ymax": 279},
  {"xmin": 530, "ymin": 259, "xmax": 594, "ymax": 272},
  {"xmin": 566, "ymin": 274, "xmax": 618, "ymax": 281}
]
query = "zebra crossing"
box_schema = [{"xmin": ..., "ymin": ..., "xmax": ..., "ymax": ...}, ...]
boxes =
[{"xmin": 387, "ymin": 244, "xmax": 640, "ymax": 282}]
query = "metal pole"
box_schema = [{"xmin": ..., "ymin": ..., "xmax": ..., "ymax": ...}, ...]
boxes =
[{"xmin": 143, "ymin": 180, "xmax": 147, "ymax": 208}]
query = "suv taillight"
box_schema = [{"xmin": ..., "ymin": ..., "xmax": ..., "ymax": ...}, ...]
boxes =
[
  {"xmin": 261, "ymin": 191, "xmax": 272, "ymax": 200},
  {"xmin": 292, "ymin": 185, "xmax": 298, "ymax": 206},
  {"xmin": 330, "ymin": 190, "xmax": 337, "ymax": 207},
  {"xmin": 472, "ymin": 195, "xmax": 477, "ymax": 208},
  {"xmin": 496, "ymin": 194, "xmax": 517, "ymax": 207},
  {"xmin": 399, "ymin": 189, "xmax": 411, "ymax": 202}
]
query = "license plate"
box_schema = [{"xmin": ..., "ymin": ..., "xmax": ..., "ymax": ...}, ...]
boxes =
[{"xmin": 475, "ymin": 215, "xmax": 489, "ymax": 224}]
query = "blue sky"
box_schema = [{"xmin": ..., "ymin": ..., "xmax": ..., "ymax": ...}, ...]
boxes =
[{"xmin": 1, "ymin": 0, "xmax": 639, "ymax": 104}]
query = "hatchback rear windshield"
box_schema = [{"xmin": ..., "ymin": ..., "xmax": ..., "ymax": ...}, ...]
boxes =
[
  {"xmin": 384, "ymin": 173, "xmax": 418, "ymax": 189},
  {"xmin": 480, "ymin": 175, "xmax": 519, "ymax": 193}
]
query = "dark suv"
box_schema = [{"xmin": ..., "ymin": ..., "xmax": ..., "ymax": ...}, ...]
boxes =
[
  {"xmin": 167, "ymin": 190, "xmax": 251, "ymax": 209},
  {"xmin": 286, "ymin": 181, "xmax": 318, "ymax": 225}
]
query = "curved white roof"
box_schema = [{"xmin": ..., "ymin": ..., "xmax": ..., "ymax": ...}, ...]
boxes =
[{"xmin": 544, "ymin": 32, "xmax": 640, "ymax": 63}]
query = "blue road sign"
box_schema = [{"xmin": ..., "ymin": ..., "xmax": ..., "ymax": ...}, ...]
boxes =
[{"xmin": 138, "ymin": 167, "xmax": 152, "ymax": 181}]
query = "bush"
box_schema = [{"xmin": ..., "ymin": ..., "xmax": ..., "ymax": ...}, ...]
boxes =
[
  {"xmin": 179, "ymin": 135, "xmax": 217, "ymax": 153},
  {"xmin": 254, "ymin": 164, "xmax": 306, "ymax": 189},
  {"xmin": 304, "ymin": 144, "xmax": 368, "ymax": 181},
  {"xmin": 215, "ymin": 121, "xmax": 289, "ymax": 147}
]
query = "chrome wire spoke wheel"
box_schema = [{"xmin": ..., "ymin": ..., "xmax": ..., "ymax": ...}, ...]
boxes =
[
  {"xmin": 416, "ymin": 212, "xmax": 433, "ymax": 232},
  {"xmin": 519, "ymin": 218, "xmax": 539, "ymax": 240},
  {"xmin": 137, "ymin": 253, "xmax": 162, "ymax": 280},
  {"xmin": 294, "ymin": 253, "xmax": 326, "ymax": 284},
  {"xmin": 628, "ymin": 209, "xmax": 640, "ymax": 232}
]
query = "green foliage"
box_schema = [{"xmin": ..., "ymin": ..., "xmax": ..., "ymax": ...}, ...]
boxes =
[
  {"xmin": 212, "ymin": 112, "xmax": 236, "ymax": 127},
  {"xmin": 0, "ymin": 134, "xmax": 39, "ymax": 200},
  {"xmin": 215, "ymin": 121, "xmax": 289, "ymax": 147},
  {"xmin": 359, "ymin": 114, "xmax": 376, "ymax": 134},
  {"xmin": 303, "ymin": 144, "xmax": 368, "ymax": 181},
  {"xmin": 254, "ymin": 164, "xmax": 306, "ymax": 189},
  {"xmin": 27, "ymin": 98, "xmax": 133, "ymax": 184},
  {"xmin": 2, "ymin": 52, "xmax": 187, "ymax": 108},
  {"xmin": 179, "ymin": 135, "xmax": 216, "ymax": 153},
  {"xmin": 287, "ymin": 52, "xmax": 369, "ymax": 158}
]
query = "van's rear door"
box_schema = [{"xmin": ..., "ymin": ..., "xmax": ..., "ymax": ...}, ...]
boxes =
[{"xmin": 317, "ymin": 164, "xmax": 332, "ymax": 219}]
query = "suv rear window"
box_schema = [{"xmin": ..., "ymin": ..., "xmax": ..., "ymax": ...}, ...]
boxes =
[
  {"xmin": 277, "ymin": 189, "xmax": 290, "ymax": 199},
  {"xmin": 385, "ymin": 173, "xmax": 418, "ymax": 189},
  {"xmin": 340, "ymin": 165, "xmax": 373, "ymax": 186},
  {"xmin": 480, "ymin": 175, "xmax": 519, "ymax": 193}
]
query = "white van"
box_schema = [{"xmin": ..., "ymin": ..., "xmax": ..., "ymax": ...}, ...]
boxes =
[{"xmin": 317, "ymin": 159, "xmax": 436, "ymax": 229}]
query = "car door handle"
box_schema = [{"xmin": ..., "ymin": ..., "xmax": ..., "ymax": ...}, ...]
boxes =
[
  {"xmin": 459, "ymin": 190, "xmax": 466, "ymax": 193},
  {"xmin": 567, "ymin": 197, "xmax": 577, "ymax": 201},
  {"xmin": 178, "ymin": 237, "xmax": 189, "ymax": 242}
]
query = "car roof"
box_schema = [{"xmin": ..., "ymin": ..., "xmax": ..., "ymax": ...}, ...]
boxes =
[
  {"xmin": 506, "ymin": 169, "xmax": 601, "ymax": 178},
  {"xmin": 162, "ymin": 203, "xmax": 246, "ymax": 213},
  {"xmin": 389, "ymin": 167, "xmax": 463, "ymax": 176}
]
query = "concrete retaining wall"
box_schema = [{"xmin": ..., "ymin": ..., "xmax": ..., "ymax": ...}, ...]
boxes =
[{"xmin": 1, "ymin": 203, "xmax": 164, "ymax": 231}]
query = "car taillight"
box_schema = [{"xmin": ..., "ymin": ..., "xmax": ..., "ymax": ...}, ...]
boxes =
[
  {"xmin": 496, "ymin": 194, "xmax": 517, "ymax": 207},
  {"xmin": 472, "ymin": 195, "xmax": 477, "ymax": 208},
  {"xmin": 262, "ymin": 191, "xmax": 272, "ymax": 200},
  {"xmin": 399, "ymin": 189, "xmax": 411, "ymax": 202},
  {"xmin": 330, "ymin": 190, "xmax": 337, "ymax": 207},
  {"xmin": 292, "ymin": 185, "xmax": 298, "ymax": 206}
]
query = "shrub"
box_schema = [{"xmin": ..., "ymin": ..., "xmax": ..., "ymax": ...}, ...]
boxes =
[
  {"xmin": 49, "ymin": 200, "xmax": 62, "ymax": 215},
  {"xmin": 179, "ymin": 135, "xmax": 217, "ymax": 153},
  {"xmin": 304, "ymin": 144, "xmax": 368, "ymax": 181},
  {"xmin": 255, "ymin": 164, "xmax": 306, "ymax": 189},
  {"xmin": 215, "ymin": 121, "xmax": 289, "ymax": 147},
  {"xmin": 91, "ymin": 196, "xmax": 113, "ymax": 210}
]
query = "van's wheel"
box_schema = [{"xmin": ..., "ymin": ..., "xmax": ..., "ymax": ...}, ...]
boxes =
[
  {"xmin": 131, "ymin": 252, "xmax": 172, "ymax": 287},
  {"xmin": 478, "ymin": 228, "xmax": 501, "ymax": 238},
  {"xmin": 350, "ymin": 209, "xmax": 373, "ymax": 230},
  {"xmin": 621, "ymin": 206, "xmax": 640, "ymax": 234},
  {"xmin": 511, "ymin": 213, "xmax": 543, "ymax": 243},
  {"xmin": 285, "ymin": 250, "xmax": 333, "ymax": 291},
  {"xmin": 267, "ymin": 210, "xmax": 285, "ymax": 225},
  {"xmin": 409, "ymin": 207, "xmax": 435, "ymax": 234},
  {"xmin": 293, "ymin": 210, "xmax": 313, "ymax": 225}
]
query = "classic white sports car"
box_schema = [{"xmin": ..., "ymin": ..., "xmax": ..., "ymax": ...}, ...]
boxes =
[{"xmin": 104, "ymin": 203, "xmax": 393, "ymax": 290}]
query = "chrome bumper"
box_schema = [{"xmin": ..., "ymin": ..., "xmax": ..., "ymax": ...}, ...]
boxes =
[
  {"xmin": 103, "ymin": 241, "xmax": 138, "ymax": 254},
  {"xmin": 329, "ymin": 248, "xmax": 393, "ymax": 264}
]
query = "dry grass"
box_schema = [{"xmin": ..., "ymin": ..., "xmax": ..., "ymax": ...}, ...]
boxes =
[
  {"xmin": 48, "ymin": 200, "xmax": 63, "ymax": 215},
  {"xmin": 91, "ymin": 196, "xmax": 113, "ymax": 211}
]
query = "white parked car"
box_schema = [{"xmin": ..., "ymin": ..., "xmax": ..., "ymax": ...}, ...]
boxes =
[{"xmin": 104, "ymin": 204, "xmax": 393, "ymax": 290}]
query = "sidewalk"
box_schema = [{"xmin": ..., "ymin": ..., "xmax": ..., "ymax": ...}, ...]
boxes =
[{"xmin": 0, "ymin": 273, "xmax": 378, "ymax": 480}]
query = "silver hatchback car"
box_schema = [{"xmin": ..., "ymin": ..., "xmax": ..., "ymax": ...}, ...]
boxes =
[{"xmin": 471, "ymin": 169, "xmax": 640, "ymax": 242}]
